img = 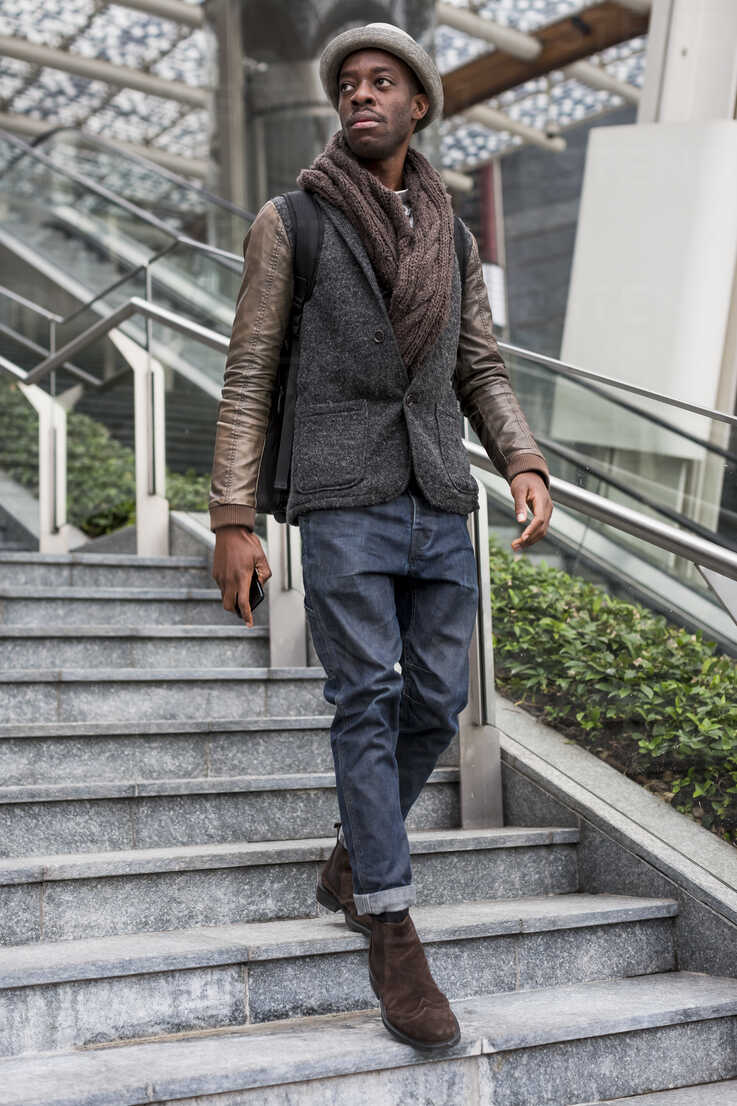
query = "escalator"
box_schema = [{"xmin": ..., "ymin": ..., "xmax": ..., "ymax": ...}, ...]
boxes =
[{"xmin": 1, "ymin": 126, "xmax": 735, "ymax": 649}]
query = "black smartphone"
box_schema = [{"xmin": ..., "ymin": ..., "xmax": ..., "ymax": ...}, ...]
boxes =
[{"xmin": 233, "ymin": 571, "xmax": 265, "ymax": 619}]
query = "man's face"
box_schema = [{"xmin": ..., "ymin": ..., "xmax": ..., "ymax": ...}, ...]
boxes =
[{"xmin": 337, "ymin": 48, "xmax": 429, "ymax": 160}]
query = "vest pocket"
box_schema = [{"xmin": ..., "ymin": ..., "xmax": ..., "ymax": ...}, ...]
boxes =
[
  {"xmin": 435, "ymin": 405, "xmax": 476, "ymax": 493},
  {"xmin": 294, "ymin": 399, "xmax": 367, "ymax": 493}
]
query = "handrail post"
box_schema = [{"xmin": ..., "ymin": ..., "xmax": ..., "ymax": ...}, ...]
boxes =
[
  {"xmin": 458, "ymin": 475, "xmax": 504, "ymax": 827},
  {"xmin": 266, "ymin": 516, "xmax": 307, "ymax": 668},
  {"xmin": 133, "ymin": 358, "xmax": 169, "ymax": 556},
  {"xmin": 18, "ymin": 383, "xmax": 70, "ymax": 553}
]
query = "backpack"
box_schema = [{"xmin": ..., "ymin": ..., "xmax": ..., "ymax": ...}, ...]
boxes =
[{"xmin": 255, "ymin": 190, "xmax": 469, "ymax": 522}]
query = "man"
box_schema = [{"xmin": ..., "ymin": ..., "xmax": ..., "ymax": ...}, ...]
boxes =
[{"xmin": 210, "ymin": 22, "xmax": 552, "ymax": 1050}]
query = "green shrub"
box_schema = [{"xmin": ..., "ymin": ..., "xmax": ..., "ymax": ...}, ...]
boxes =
[
  {"xmin": 0, "ymin": 378, "xmax": 209, "ymax": 535},
  {"xmin": 489, "ymin": 536, "xmax": 737, "ymax": 846}
]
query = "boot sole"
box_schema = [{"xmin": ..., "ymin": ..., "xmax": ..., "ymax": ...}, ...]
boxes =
[
  {"xmin": 368, "ymin": 966, "xmax": 462, "ymax": 1052},
  {"xmin": 316, "ymin": 881, "xmax": 372, "ymax": 938}
]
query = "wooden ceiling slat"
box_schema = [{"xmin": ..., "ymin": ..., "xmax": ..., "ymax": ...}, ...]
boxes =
[{"xmin": 441, "ymin": 1, "xmax": 649, "ymax": 118}]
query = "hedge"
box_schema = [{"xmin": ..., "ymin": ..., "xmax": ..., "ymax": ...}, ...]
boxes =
[
  {"xmin": 489, "ymin": 536, "xmax": 737, "ymax": 846},
  {"xmin": 0, "ymin": 378, "xmax": 209, "ymax": 535}
]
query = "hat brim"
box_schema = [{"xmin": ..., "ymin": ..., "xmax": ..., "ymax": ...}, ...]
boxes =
[{"xmin": 319, "ymin": 24, "xmax": 443, "ymax": 133}]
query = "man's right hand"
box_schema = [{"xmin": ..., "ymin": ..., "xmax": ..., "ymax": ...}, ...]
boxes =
[{"xmin": 212, "ymin": 525, "xmax": 272, "ymax": 628}]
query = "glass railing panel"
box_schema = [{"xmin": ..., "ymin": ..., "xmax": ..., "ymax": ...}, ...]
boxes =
[
  {"xmin": 499, "ymin": 350, "xmax": 736, "ymax": 553},
  {"xmin": 48, "ymin": 270, "xmax": 151, "ymax": 395},
  {"xmin": 147, "ymin": 239, "xmax": 242, "ymax": 337},
  {"xmin": 0, "ymin": 141, "xmax": 175, "ymax": 301},
  {"xmin": 37, "ymin": 130, "xmax": 252, "ymax": 255},
  {"xmin": 146, "ymin": 242, "xmax": 238, "ymax": 390}
]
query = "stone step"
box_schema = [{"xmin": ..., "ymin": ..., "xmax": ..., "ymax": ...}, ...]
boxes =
[
  {"xmin": 0, "ymin": 552, "xmax": 212, "ymax": 589},
  {"xmin": 0, "ymin": 769, "xmax": 460, "ymax": 857},
  {"xmin": 2, "ymin": 972, "xmax": 737, "ymax": 1106},
  {"xmin": 0, "ymin": 894, "xmax": 678, "ymax": 1056},
  {"xmin": 573, "ymin": 1081, "xmax": 737, "ymax": 1104},
  {"xmin": 0, "ymin": 666, "xmax": 325, "ymax": 724},
  {"xmin": 0, "ymin": 827, "xmax": 580, "ymax": 945},
  {"xmin": 0, "ymin": 717, "xmax": 455, "ymax": 785},
  {"xmin": 0, "ymin": 625, "xmax": 269, "ymax": 669},
  {"xmin": 0, "ymin": 587, "xmax": 262, "ymax": 627},
  {"xmin": 0, "ymin": 716, "xmax": 364, "ymax": 785}
]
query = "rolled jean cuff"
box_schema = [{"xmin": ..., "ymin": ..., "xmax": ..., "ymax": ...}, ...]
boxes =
[{"xmin": 353, "ymin": 882, "xmax": 417, "ymax": 915}]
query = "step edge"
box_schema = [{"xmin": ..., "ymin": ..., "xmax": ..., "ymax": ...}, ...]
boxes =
[
  {"xmin": 0, "ymin": 895, "xmax": 680, "ymax": 990},
  {"xmin": 0, "ymin": 826, "xmax": 581, "ymax": 885},
  {"xmin": 0, "ymin": 972, "xmax": 735, "ymax": 1105},
  {"xmin": 0, "ymin": 767, "xmax": 460, "ymax": 804}
]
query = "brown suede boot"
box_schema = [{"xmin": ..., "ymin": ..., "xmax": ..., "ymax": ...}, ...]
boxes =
[
  {"xmin": 368, "ymin": 912, "xmax": 461, "ymax": 1050},
  {"xmin": 316, "ymin": 823, "xmax": 372, "ymax": 937}
]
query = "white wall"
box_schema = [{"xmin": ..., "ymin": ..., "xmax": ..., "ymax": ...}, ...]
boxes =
[{"xmin": 555, "ymin": 120, "xmax": 737, "ymax": 456}]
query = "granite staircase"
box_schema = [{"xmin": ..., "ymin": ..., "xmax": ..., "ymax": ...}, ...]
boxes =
[{"xmin": 1, "ymin": 549, "xmax": 737, "ymax": 1106}]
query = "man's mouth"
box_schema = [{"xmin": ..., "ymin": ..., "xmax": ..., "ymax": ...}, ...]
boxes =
[{"xmin": 349, "ymin": 116, "xmax": 382, "ymax": 129}]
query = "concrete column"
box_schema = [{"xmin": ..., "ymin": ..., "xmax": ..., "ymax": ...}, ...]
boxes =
[
  {"xmin": 241, "ymin": 0, "xmax": 439, "ymax": 202},
  {"xmin": 205, "ymin": 0, "xmax": 248, "ymax": 226}
]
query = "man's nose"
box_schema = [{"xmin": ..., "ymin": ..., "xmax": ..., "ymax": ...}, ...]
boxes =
[{"xmin": 351, "ymin": 80, "xmax": 375, "ymax": 104}]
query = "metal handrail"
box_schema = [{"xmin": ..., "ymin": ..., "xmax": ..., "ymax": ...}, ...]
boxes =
[
  {"xmin": 466, "ymin": 440, "xmax": 737, "ymax": 582},
  {"xmin": 498, "ymin": 340, "xmax": 737, "ymax": 428},
  {"xmin": 0, "ymin": 322, "xmax": 103, "ymax": 390},
  {"xmin": 23, "ymin": 296, "xmax": 229, "ymax": 386}
]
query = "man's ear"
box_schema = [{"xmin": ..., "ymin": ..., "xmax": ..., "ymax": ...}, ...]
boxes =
[{"xmin": 412, "ymin": 93, "xmax": 429, "ymax": 123}]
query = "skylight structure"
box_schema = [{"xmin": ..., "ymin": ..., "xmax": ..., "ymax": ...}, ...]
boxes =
[{"xmin": 0, "ymin": 0, "xmax": 648, "ymax": 175}]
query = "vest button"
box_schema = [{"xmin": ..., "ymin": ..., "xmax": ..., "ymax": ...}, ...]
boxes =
[
  {"xmin": 373, "ymin": 329, "xmax": 385, "ymax": 343},
  {"xmin": 405, "ymin": 395, "xmax": 415, "ymax": 406}
]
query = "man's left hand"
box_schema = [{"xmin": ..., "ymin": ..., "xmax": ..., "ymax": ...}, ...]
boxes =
[{"xmin": 509, "ymin": 472, "xmax": 553, "ymax": 551}]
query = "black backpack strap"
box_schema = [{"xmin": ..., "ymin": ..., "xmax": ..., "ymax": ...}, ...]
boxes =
[
  {"xmin": 274, "ymin": 190, "xmax": 323, "ymax": 491},
  {"xmin": 284, "ymin": 189, "xmax": 324, "ymax": 335},
  {"xmin": 453, "ymin": 214, "xmax": 468, "ymax": 283}
]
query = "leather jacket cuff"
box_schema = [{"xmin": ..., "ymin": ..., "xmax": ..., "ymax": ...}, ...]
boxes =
[
  {"xmin": 210, "ymin": 504, "xmax": 256, "ymax": 532},
  {"xmin": 506, "ymin": 453, "xmax": 551, "ymax": 490}
]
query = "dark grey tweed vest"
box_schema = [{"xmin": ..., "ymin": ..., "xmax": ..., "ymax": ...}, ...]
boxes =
[{"xmin": 272, "ymin": 193, "xmax": 479, "ymax": 526}]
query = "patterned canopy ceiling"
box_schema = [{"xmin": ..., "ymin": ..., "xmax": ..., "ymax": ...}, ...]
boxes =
[{"xmin": 0, "ymin": 0, "xmax": 647, "ymax": 172}]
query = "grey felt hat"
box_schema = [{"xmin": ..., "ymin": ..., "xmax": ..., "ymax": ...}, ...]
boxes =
[{"xmin": 319, "ymin": 22, "xmax": 443, "ymax": 132}]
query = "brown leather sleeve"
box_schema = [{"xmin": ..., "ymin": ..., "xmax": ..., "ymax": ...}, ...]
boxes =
[
  {"xmin": 453, "ymin": 230, "xmax": 550, "ymax": 489},
  {"xmin": 208, "ymin": 200, "xmax": 293, "ymax": 531}
]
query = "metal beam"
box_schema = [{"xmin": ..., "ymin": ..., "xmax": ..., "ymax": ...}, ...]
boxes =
[
  {"xmin": 0, "ymin": 35, "xmax": 210, "ymax": 108},
  {"xmin": 565, "ymin": 58, "xmax": 641, "ymax": 102},
  {"xmin": 112, "ymin": 0, "xmax": 205, "ymax": 26},
  {"xmin": 441, "ymin": 167, "xmax": 474, "ymax": 193},
  {"xmin": 0, "ymin": 112, "xmax": 210, "ymax": 178},
  {"xmin": 436, "ymin": 3, "xmax": 541, "ymax": 61},
  {"xmin": 442, "ymin": 1, "xmax": 649, "ymax": 117},
  {"xmin": 616, "ymin": 0, "xmax": 651, "ymax": 12},
  {"xmin": 463, "ymin": 104, "xmax": 567, "ymax": 152}
]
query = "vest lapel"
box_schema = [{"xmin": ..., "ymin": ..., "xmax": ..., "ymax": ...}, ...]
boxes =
[{"xmin": 315, "ymin": 197, "xmax": 391, "ymax": 321}]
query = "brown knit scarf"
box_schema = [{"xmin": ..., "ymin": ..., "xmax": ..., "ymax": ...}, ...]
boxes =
[{"xmin": 296, "ymin": 130, "xmax": 455, "ymax": 371}]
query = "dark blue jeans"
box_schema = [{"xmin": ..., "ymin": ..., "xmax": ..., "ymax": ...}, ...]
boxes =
[{"xmin": 299, "ymin": 489, "xmax": 479, "ymax": 914}]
